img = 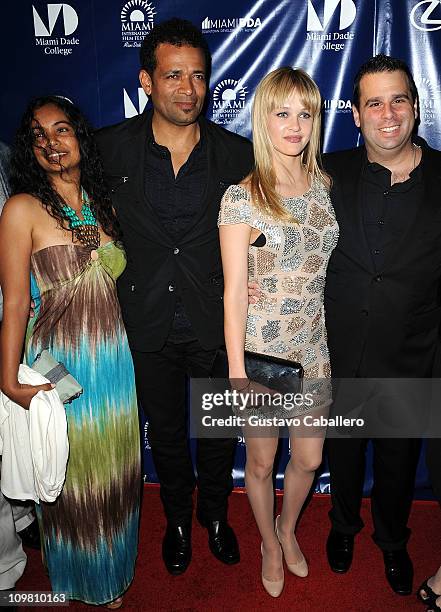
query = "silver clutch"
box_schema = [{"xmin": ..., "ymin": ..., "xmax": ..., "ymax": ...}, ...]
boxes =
[{"xmin": 31, "ymin": 349, "xmax": 83, "ymax": 404}]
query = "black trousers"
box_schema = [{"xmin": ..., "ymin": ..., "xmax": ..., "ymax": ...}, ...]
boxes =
[
  {"xmin": 327, "ymin": 437, "xmax": 421, "ymax": 550},
  {"xmin": 132, "ymin": 339, "xmax": 236, "ymax": 526},
  {"xmin": 426, "ymin": 438, "xmax": 441, "ymax": 504}
]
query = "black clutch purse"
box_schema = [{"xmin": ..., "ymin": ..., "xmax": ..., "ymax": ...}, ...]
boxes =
[{"xmin": 211, "ymin": 348, "xmax": 303, "ymax": 394}]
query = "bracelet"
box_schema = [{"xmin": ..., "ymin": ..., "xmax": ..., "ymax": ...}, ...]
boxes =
[{"xmin": 235, "ymin": 379, "xmax": 251, "ymax": 392}]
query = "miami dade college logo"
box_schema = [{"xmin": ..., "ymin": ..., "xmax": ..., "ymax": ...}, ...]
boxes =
[
  {"xmin": 410, "ymin": 0, "xmax": 441, "ymax": 31},
  {"xmin": 32, "ymin": 4, "xmax": 80, "ymax": 55},
  {"xmin": 211, "ymin": 79, "xmax": 248, "ymax": 128},
  {"xmin": 121, "ymin": 0, "xmax": 156, "ymax": 48},
  {"xmin": 32, "ymin": 3, "xmax": 78, "ymax": 36},
  {"xmin": 307, "ymin": 0, "xmax": 356, "ymax": 31},
  {"xmin": 306, "ymin": 0, "xmax": 357, "ymax": 52},
  {"xmin": 123, "ymin": 87, "xmax": 148, "ymax": 118}
]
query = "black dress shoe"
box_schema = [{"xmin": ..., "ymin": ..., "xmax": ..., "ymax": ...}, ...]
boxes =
[
  {"xmin": 162, "ymin": 524, "xmax": 192, "ymax": 575},
  {"xmin": 326, "ymin": 530, "xmax": 354, "ymax": 573},
  {"xmin": 17, "ymin": 519, "xmax": 40, "ymax": 551},
  {"xmin": 383, "ymin": 549, "xmax": 413, "ymax": 596},
  {"xmin": 200, "ymin": 519, "xmax": 240, "ymax": 565}
]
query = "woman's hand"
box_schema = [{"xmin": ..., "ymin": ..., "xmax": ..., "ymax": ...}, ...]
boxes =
[
  {"xmin": 229, "ymin": 377, "xmax": 276, "ymax": 410},
  {"xmin": 229, "ymin": 377, "xmax": 251, "ymax": 392},
  {"xmin": 2, "ymin": 381, "xmax": 55, "ymax": 410}
]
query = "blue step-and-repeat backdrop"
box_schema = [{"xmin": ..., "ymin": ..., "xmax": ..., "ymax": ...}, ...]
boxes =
[{"xmin": 2, "ymin": 0, "xmax": 441, "ymax": 497}]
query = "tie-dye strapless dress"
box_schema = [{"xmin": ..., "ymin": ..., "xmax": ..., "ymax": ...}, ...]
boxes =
[{"xmin": 25, "ymin": 241, "xmax": 140, "ymax": 605}]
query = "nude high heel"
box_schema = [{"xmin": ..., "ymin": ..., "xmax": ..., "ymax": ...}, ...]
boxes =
[
  {"xmin": 260, "ymin": 542, "xmax": 284, "ymax": 597},
  {"xmin": 275, "ymin": 515, "xmax": 308, "ymax": 577},
  {"xmin": 105, "ymin": 596, "xmax": 123, "ymax": 609}
]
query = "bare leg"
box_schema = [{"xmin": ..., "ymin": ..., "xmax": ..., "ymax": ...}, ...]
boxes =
[
  {"xmin": 243, "ymin": 426, "xmax": 282, "ymax": 581},
  {"xmin": 277, "ymin": 424, "xmax": 325, "ymax": 564},
  {"xmin": 436, "ymin": 565, "xmax": 441, "ymax": 611}
]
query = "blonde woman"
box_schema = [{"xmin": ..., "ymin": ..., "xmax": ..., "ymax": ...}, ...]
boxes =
[{"xmin": 218, "ymin": 67, "xmax": 339, "ymax": 597}]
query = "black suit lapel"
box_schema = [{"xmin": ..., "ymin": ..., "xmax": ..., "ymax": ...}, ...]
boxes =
[
  {"xmin": 124, "ymin": 115, "xmax": 147, "ymax": 203},
  {"xmin": 337, "ymin": 149, "xmax": 375, "ymax": 272},
  {"xmin": 422, "ymin": 148, "xmax": 441, "ymax": 220},
  {"xmin": 122, "ymin": 111, "xmax": 174, "ymax": 245}
]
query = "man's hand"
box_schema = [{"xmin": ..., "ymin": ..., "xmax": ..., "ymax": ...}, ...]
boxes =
[
  {"xmin": 29, "ymin": 299, "xmax": 35, "ymax": 318},
  {"xmin": 247, "ymin": 281, "xmax": 261, "ymax": 304},
  {"xmin": 2, "ymin": 381, "xmax": 55, "ymax": 409}
]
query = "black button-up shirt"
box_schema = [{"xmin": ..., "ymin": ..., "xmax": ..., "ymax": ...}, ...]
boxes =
[
  {"xmin": 144, "ymin": 118, "xmax": 208, "ymax": 342},
  {"xmin": 361, "ymin": 151, "xmax": 423, "ymax": 271}
]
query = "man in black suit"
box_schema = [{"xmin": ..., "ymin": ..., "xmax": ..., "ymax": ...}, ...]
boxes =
[
  {"xmin": 324, "ymin": 55, "xmax": 441, "ymax": 596},
  {"xmin": 96, "ymin": 19, "xmax": 253, "ymax": 575}
]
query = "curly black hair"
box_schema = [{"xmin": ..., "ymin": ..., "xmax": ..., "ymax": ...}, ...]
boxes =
[
  {"xmin": 139, "ymin": 17, "xmax": 211, "ymax": 80},
  {"xmin": 10, "ymin": 95, "xmax": 121, "ymax": 242}
]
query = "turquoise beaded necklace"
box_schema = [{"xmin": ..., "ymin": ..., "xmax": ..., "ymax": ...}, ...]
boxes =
[{"xmin": 61, "ymin": 188, "xmax": 100, "ymax": 249}]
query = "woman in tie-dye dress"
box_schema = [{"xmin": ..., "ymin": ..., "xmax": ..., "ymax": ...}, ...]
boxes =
[{"xmin": 0, "ymin": 96, "xmax": 140, "ymax": 608}]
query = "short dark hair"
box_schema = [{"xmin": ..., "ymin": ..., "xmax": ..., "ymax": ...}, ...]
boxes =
[
  {"xmin": 352, "ymin": 54, "xmax": 418, "ymax": 109},
  {"xmin": 139, "ymin": 17, "xmax": 211, "ymax": 80}
]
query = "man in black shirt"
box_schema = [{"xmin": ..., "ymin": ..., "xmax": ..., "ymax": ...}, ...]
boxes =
[
  {"xmin": 324, "ymin": 55, "xmax": 441, "ymax": 596},
  {"xmin": 96, "ymin": 19, "xmax": 253, "ymax": 575}
]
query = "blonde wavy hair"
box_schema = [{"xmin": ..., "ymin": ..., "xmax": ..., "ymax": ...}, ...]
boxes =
[{"xmin": 248, "ymin": 67, "xmax": 328, "ymax": 221}]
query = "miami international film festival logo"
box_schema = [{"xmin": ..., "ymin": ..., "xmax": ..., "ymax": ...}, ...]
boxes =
[
  {"xmin": 32, "ymin": 3, "xmax": 79, "ymax": 55},
  {"xmin": 416, "ymin": 76, "xmax": 441, "ymax": 127},
  {"xmin": 306, "ymin": 0, "xmax": 357, "ymax": 52},
  {"xmin": 121, "ymin": 0, "xmax": 156, "ymax": 47},
  {"xmin": 410, "ymin": 0, "xmax": 441, "ymax": 31},
  {"xmin": 202, "ymin": 15, "xmax": 262, "ymax": 34},
  {"xmin": 211, "ymin": 79, "xmax": 248, "ymax": 127}
]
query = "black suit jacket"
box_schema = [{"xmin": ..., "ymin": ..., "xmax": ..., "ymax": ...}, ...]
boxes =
[
  {"xmin": 324, "ymin": 143, "xmax": 441, "ymax": 377},
  {"xmin": 95, "ymin": 110, "xmax": 253, "ymax": 352}
]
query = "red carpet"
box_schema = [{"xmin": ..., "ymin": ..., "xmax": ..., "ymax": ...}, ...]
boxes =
[{"xmin": 17, "ymin": 485, "xmax": 440, "ymax": 611}]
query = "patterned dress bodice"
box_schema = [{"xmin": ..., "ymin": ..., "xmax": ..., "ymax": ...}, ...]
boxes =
[{"xmin": 27, "ymin": 241, "xmax": 126, "ymax": 358}]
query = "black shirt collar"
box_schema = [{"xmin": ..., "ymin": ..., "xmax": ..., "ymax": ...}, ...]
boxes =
[
  {"xmin": 145, "ymin": 113, "xmax": 206, "ymax": 155},
  {"xmin": 362, "ymin": 145, "xmax": 423, "ymax": 190}
]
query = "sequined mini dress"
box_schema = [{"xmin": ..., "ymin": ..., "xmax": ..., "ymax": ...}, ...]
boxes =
[{"xmin": 219, "ymin": 180, "xmax": 339, "ymax": 380}]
